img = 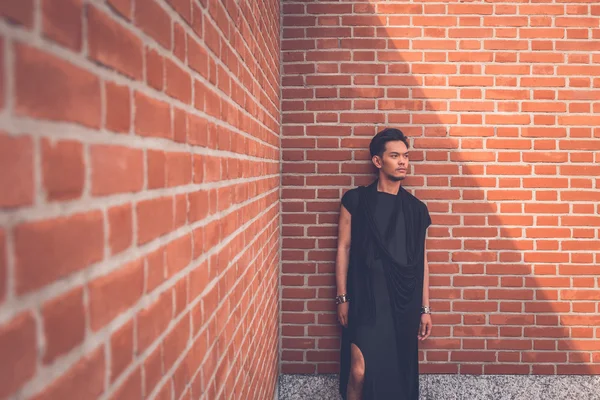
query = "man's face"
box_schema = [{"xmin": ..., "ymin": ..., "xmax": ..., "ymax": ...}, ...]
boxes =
[{"xmin": 373, "ymin": 140, "xmax": 409, "ymax": 181}]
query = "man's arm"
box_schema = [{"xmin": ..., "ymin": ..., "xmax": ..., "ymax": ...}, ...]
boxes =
[
  {"xmin": 419, "ymin": 240, "xmax": 433, "ymax": 340},
  {"xmin": 336, "ymin": 204, "xmax": 352, "ymax": 296},
  {"xmin": 422, "ymin": 242, "xmax": 429, "ymax": 307}
]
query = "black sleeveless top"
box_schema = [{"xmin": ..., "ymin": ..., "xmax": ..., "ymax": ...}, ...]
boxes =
[{"xmin": 342, "ymin": 188, "xmax": 408, "ymax": 266}]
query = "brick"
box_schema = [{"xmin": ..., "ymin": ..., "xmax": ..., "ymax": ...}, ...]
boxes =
[
  {"xmin": 105, "ymin": 81, "xmax": 131, "ymax": 133},
  {"xmin": 165, "ymin": 58, "xmax": 192, "ymax": 103},
  {"xmin": 88, "ymin": 258, "xmax": 144, "ymax": 331},
  {"xmin": 205, "ymin": 157, "xmax": 222, "ymax": 183},
  {"xmin": 88, "ymin": 5, "xmax": 143, "ymax": 80},
  {"xmin": 174, "ymin": 22, "xmax": 186, "ymax": 62},
  {"xmin": 147, "ymin": 150, "xmax": 167, "ymax": 189},
  {"xmin": 167, "ymin": 0, "xmax": 192, "ymax": 25},
  {"xmin": 135, "ymin": 0, "xmax": 172, "ymax": 49},
  {"xmin": 143, "ymin": 346, "xmax": 163, "ymax": 395},
  {"xmin": 41, "ymin": 139, "xmax": 84, "ymax": 201},
  {"xmin": 108, "ymin": 203, "xmax": 133, "ymax": 255},
  {"xmin": 0, "ymin": 133, "xmax": 34, "ymax": 207},
  {"xmin": 192, "ymin": 3, "xmax": 203, "ymax": 38},
  {"xmin": 0, "ymin": 0, "xmax": 34, "ymax": 27},
  {"xmin": 166, "ymin": 234, "xmax": 192, "ymax": 277},
  {"xmin": 111, "ymin": 368, "xmax": 142, "ymax": 400},
  {"xmin": 188, "ymin": 36, "xmax": 209, "ymax": 79},
  {"xmin": 136, "ymin": 196, "xmax": 174, "ymax": 244},
  {"xmin": 145, "ymin": 247, "xmax": 166, "ymax": 293},
  {"xmin": 162, "ymin": 313, "xmax": 190, "ymax": 370},
  {"xmin": 174, "ymin": 277, "xmax": 188, "ymax": 316},
  {"xmin": 107, "ymin": 0, "xmax": 132, "ymax": 20},
  {"xmin": 41, "ymin": 0, "xmax": 82, "ymax": 50},
  {"xmin": 15, "ymin": 44, "xmax": 101, "ymax": 128},
  {"xmin": 172, "ymin": 354, "xmax": 192, "ymax": 399},
  {"xmin": 0, "ymin": 39, "xmax": 3, "ymax": 110},
  {"xmin": 137, "ymin": 291, "xmax": 172, "ymax": 352},
  {"xmin": 189, "ymin": 261, "xmax": 208, "ymax": 308},
  {"xmin": 0, "ymin": 312, "xmax": 37, "ymax": 398},
  {"xmin": 204, "ymin": 15, "xmax": 220, "ymax": 57},
  {"xmin": 188, "ymin": 190, "xmax": 209, "ymax": 222},
  {"xmin": 174, "ymin": 193, "xmax": 188, "ymax": 229},
  {"xmin": 166, "ymin": 152, "xmax": 192, "ymax": 187},
  {"xmin": 173, "ymin": 108, "xmax": 188, "ymax": 143},
  {"xmin": 110, "ymin": 319, "xmax": 134, "ymax": 382},
  {"xmin": 216, "ymin": 185, "xmax": 233, "ymax": 211},
  {"xmin": 91, "ymin": 144, "xmax": 143, "ymax": 196},
  {"xmin": 193, "ymin": 154, "xmax": 204, "ymax": 183},
  {"xmin": 134, "ymin": 92, "xmax": 172, "ymax": 138},
  {"xmin": 145, "ymin": 47, "xmax": 164, "ymax": 90},
  {"xmin": 188, "ymin": 115, "xmax": 211, "ymax": 147},
  {"xmin": 193, "ymin": 80, "xmax": 206, "ymax": 112},
  {"xmin": 31, "ymin": 347, "xmax": 105, "ymax": 400},
  {"xmin": 0, "ymin": 230, "xmax": 5, "ymax": 303},
  {"xmin": 155, "ymin": 381, "xmax": 172, "ymax": 400},
  {"xmin": 42, "ymin": 287, "xmax": 85, "ymax": 364},
  {"xmin": 15, "ymin": 211, "xmax": 104, "ymax": 294}
]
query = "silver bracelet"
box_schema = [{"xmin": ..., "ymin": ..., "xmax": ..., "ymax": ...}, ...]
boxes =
[{"xmin": 335, "ymin": 293, "xmax": 349, "ymax": 305}]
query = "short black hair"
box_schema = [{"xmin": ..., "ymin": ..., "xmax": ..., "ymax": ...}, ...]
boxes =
[{"xmin": 369, "ymin": 128, "xmax": 410, "ymax": 158}]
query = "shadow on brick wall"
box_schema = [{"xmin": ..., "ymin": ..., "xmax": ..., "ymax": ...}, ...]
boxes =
[{"xmin": 280, "ymin": 0, "xmax": 599, "ymax": 388}]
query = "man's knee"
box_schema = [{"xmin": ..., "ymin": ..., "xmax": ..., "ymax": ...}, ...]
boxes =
[
  {"xmin": 350, "ymin": 343, "xmax": 365, "ymax": 384},
  {"xmin": 350, "ymin": 364, "xmax": 365, "ymax": 384}
]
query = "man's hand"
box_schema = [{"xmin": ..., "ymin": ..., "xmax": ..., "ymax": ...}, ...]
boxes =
[
  {"xmin": 418, "ymin": 313, "xmax": 432, "ymax": 341},
  {"xmin": 337, "ymin": 302, "xmax": 349, "ymax": 328}
]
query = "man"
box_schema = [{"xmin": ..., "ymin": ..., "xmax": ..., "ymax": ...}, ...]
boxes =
[{"xmin": 336, "ymin": 128, "xmax": 432, "ymax": 400}]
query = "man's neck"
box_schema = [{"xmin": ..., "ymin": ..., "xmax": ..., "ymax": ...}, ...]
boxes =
[{"xmin": 376, "ymin": 175, "xmax": 402, "ymax": 195}]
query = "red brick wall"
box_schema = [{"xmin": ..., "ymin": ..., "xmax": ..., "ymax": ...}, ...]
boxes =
[
  {"xmin": 280, "ymin": 1, "xmax": 600, "ymax": 375},
  {"xmin": 0, "ymin": 0, "xmax": 280, "ymax": 399}
]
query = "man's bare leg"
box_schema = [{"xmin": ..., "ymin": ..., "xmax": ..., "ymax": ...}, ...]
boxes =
[{"xmin": 347, "ymin": 343, "xmax": 365, "ymax": 400}]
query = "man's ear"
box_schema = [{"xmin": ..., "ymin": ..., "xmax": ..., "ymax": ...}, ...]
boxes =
[{"xmin": 372, "ymin": 155, "xmax": 382, "ymax": 169}]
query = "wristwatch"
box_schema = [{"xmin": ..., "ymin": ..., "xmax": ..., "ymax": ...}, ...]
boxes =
[
  {"xmin": 421, "ymin": 305, "xmax": 431, "ymax": 314},
  {"xmin": 335, "ymin": 293, "xmax": 349, "ymax": 305}
]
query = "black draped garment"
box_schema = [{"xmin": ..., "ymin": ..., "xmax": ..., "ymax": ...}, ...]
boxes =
[{"xmin": 338, "ymin": 179, "xmax": 431, "ymax": 400}]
